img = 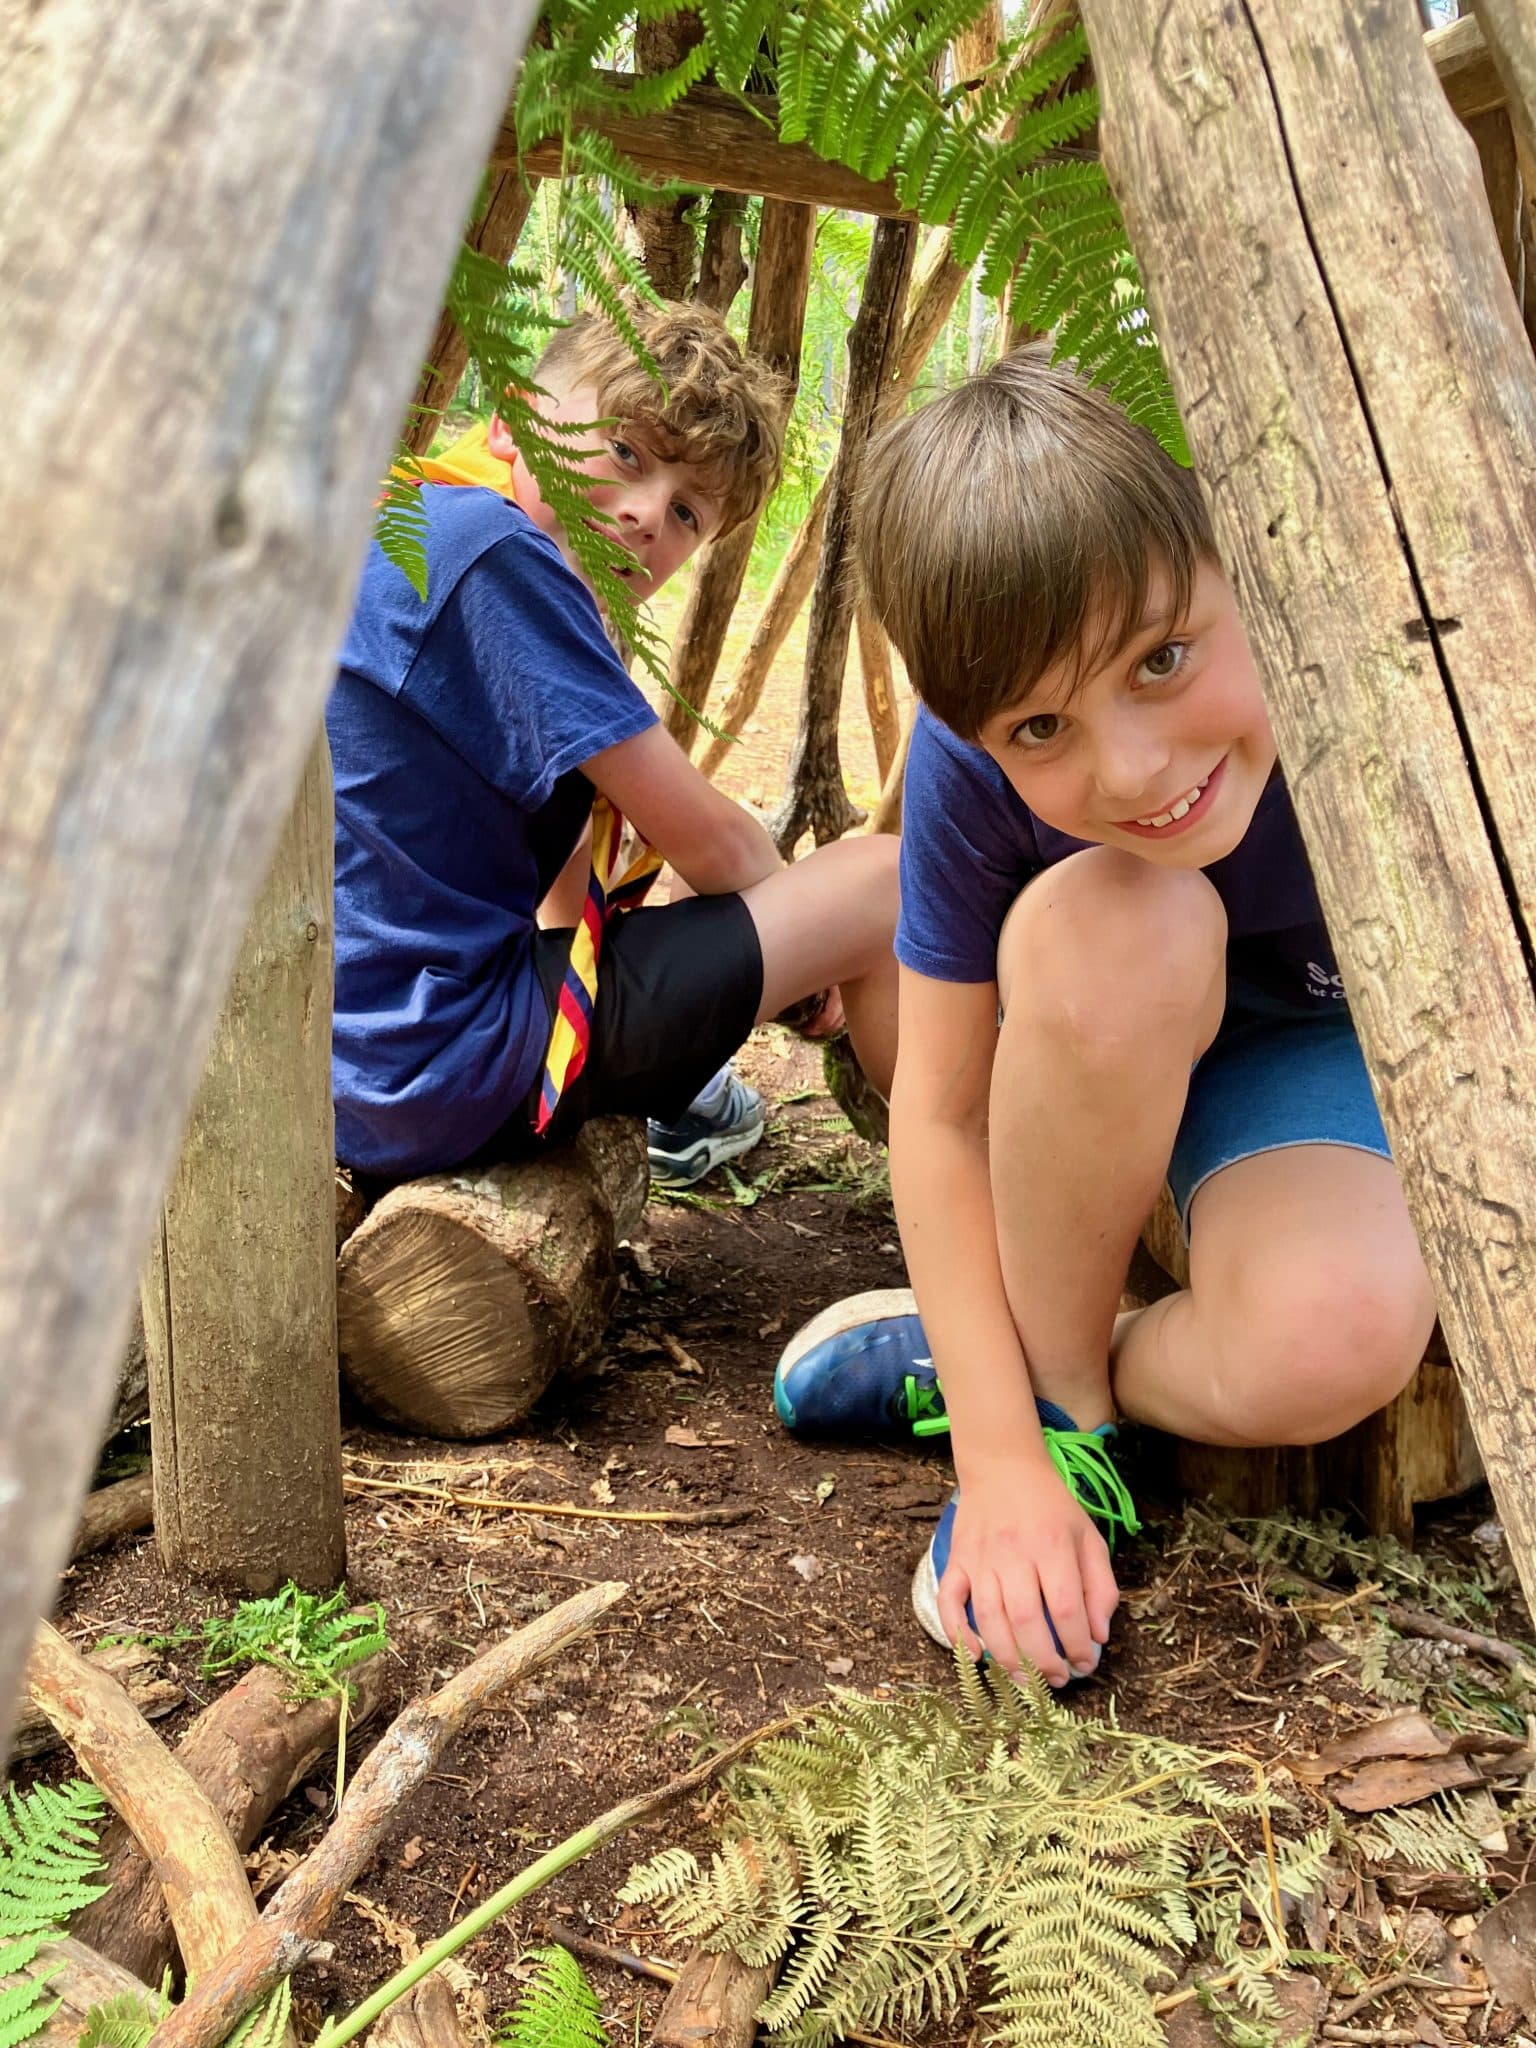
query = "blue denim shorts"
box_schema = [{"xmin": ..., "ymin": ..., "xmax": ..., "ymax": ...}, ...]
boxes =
[{"xmin": 1166, "ymin": 981, "xmax": 1392, "ymax": 1234}]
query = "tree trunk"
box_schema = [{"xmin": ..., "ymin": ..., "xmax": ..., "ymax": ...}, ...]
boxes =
[
  {"xmin": 625, "ymin": 18, "xmax": 707, "ymax": 301},
  {"xmin": 407, "ymin": 171, "xmax": 541, "ymax": 457},
  {"xmin": 664, "ymin": 201, "xmax": 818, "ymax": 753},
  {"xmin": 694, "ymin": 191, "xmax": 750, "ymax": 315},
  {"xmin": 336, "ymin": 1118, "xmax": 649, "ymax": 1438},
  {"xmin": 144, "ymin": 730, "xmax": 345, "ymax": 1595},
  {"xmin": 1081, "ymin": 0, "xmax": 1536, "ymax": 1610},
  {"xmin": 769, "ymin": 215, "xmax": 918, "ymax": 854},
  {"xmin": 654, "ymin": 1948, "xmax": 774, "ymax": 2048},
  {"xmin": 0, "ymin": 0, "xmax": 537, "ymax": 1747},
  {"xmin": 695, "ymin": 226, "xmax": 967, "ymax": 784},
  {"xmin": 72, "ymin": 1654, "xmax": 388, "ymax": 1988},
  {"xmin": 854, "ymin": 602, "xmax": 901, "ymax": 786}
]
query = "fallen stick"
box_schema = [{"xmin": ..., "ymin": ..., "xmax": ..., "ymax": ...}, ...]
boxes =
[
  {"xmin": 16, "ymin": 1935, "xmax": 158, "ymax": 2048},
  {"xmin": 26, "ymin": 1622, "xmax": 297, "ymax": 2048},
  {"xmin": 72, "ymin": 1651, "xmax": 389, "ymax": 1985},
  {"xmin": 146, "ymin": 1580, "xmax": 628, "ymax": 2048},
  {"xmin": 344, "ymin": 1472, "xmax": 753, "ymax": 1526},
  {"xmin": 11, "ymin": 1638, "xmax": 179, "ymax": 1762},
  {"xmin": 1383, "ymin": 1601, "xmax": 1536, "ymax": 1685},
  {"xmin": 71, "ymin": 1469, "xmax": 154, "ymax": 1559}
]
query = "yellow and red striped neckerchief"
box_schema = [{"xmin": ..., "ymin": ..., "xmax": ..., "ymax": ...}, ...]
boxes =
[{"xmin": 403, "ymin": 423, "xmax": 664, "ymax": 1133}]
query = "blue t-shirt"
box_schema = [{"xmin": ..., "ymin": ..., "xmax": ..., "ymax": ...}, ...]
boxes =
[
  {"xmin": 896, "ymin": 706, "xmax": 1346, "ymax": 1006},
  {"xmin": 329, "ymin": 485, "xmax": 657, "ymax": 1174}
]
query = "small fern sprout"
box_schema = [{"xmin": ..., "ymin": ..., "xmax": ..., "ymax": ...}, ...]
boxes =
[{"xmin": 495, "ymin": 1945, "xmax": 606, "ymax": 2048}]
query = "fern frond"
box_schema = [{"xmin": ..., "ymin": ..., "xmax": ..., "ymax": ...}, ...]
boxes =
[
  {"xmin": 0, "ymin": 1783, "xmax": 108, "ymax": 2048},
  {"xmin": 77, "ymin": 1989, "xmax": 165, "ymax": 2048},
  {"xmin": 495, "ymin": 1946, "xmax": 605, "ymax": 2048}
]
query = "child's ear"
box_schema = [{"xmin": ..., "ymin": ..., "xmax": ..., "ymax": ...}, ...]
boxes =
[{"xmin": 486, "ymin": 413, "xmax": 518, "ymax": 463}]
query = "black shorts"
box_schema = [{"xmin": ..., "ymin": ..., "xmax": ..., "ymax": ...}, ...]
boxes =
[{"xmin": 477, "ymin": 893, "xmax": 764, "ymax": 1158}]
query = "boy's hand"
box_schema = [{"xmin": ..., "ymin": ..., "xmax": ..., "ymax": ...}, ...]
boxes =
[{"xmin": 937, "ymin": 1464, "xmax": 1118, "ymax": 1688}]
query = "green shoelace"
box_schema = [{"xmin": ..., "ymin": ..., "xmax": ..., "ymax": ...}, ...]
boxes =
[{"xmin": 901, "ymin": 1375, "xmax": 1141, "ymax": 1551}]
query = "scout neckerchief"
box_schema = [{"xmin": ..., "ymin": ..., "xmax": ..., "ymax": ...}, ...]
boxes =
[{"xmin": 402, "ymin": 422, "xmax": 664, "ymax": 1133}]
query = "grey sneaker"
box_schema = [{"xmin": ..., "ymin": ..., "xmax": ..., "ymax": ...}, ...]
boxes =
[{"xmin": 647, "ymin": 1069, "xmax": 766, "ymax": 1189}]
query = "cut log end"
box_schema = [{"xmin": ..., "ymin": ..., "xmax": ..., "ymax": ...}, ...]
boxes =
[{"xmin": 337, "ymin": 1118, "xmax": 648, "ymax": 1439}]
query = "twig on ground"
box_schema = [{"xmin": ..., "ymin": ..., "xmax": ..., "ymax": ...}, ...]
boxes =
[
  {"xmin": 27, "ymin": 1622, "xmax": 297, "ymax": 2048},
  {"xmin": 1331, "ymin": 1972, "xmax": 1454, "ymax": 2024},
  {"xmin": 145, "ymin": 1581, "xmax": 627, "ymax": 2048},
  {"xmin": 1321, "ymin": 2028, "xmax": 1430, "ymax": 2045},
  {"xmin": 345, "ymin": 1471, "xmax": 752, "ymax": 1526},
  {"xmin": 1383, "ymin": 1602, "xmax": 1536, "ymax": 1685}
]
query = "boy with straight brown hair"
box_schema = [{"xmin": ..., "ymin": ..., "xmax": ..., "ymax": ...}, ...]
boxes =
[
  {"xmin": 774, "ymin": 343, "xmax": 1434, "ymax": 1687},
  {"xmin": 329, "ymin": 300, "xmax": 899, "ymax": 1188}
]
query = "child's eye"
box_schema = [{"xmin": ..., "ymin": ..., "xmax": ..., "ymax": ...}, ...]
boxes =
[
  {"xmin": 1011, "ymin": 712, "xmax": 1062, "ymax": 749},
  {"xmin": 1137, "ymin": 641, "xmax": 1188, "ymax": 683},
  {"xmin": 674, "ymin": 502, "xmax": 699, "ymax": 531},
  {"xmin": 610, "ymin": 438, "xmax": 639, "ymax": 468}
]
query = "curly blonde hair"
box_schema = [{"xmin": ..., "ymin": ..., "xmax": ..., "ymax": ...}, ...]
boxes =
[{"xmin": 535, "ymin": 300, "xmax": 788, "ymax": 538}]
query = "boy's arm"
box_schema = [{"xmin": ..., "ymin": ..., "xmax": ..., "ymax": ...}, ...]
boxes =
[
  {"xmin": 582, "ymin": 725, "xmax": 781, "ymax": 896},
  {"xmin": 891, "ymin": 964, "xmax": 1117, "ymax": 1687}
]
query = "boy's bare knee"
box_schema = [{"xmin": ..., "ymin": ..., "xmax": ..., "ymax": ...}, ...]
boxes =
[
  {"xmin": 1204, "ymin": 1268, "xmax": 1433, "ymax": 1447},
  {"xmin": 999, "ymin": 850, "xmax": 1226, "ymax": 1055}
]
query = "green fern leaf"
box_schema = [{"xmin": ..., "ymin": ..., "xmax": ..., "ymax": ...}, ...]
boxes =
[
  {"xmin": 496, "ymin": 1945, "xmax": 606, "ymax": 2048},
  {"xmin": 77, "ymin": 1988, "xmax": 166, "ymax": 2048}
]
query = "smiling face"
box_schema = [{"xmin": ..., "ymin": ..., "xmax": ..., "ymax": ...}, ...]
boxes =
[
  {"xmin": 977, "ymin": 557, "xmax": 1277, "ymax": 867},
  {"xmin": 488, "ymin": 377, "xmax": 722, "ymax": 603}
]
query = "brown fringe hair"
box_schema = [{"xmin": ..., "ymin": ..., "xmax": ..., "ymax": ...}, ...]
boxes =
[
  {"xmin": 856, "ymin": 343, "xmax": 1214, "ymax": 740},
  {"xmin": 536, "ymin": 301, "xmax": 789, "ymax": 537}
]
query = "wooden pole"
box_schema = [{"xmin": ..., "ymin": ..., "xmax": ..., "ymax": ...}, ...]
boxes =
[
  {"xmin": 0, "ymin": 0, "xmax": 537, "ymax": 1741},
  {"xmin": 695, "ymin": 226, "xmax": 965, "ymax": 783},
  {"xmin": 1078, "ymin": 0, "xmax": 1536, "ymax": 1611},
  {"xmin": 625, "ymin": 17, "xmax": 707, "ymax": 300},
  {"xmin": 407, "ymin": 170, "xmax": 540, "ymax": 457},
  {"xmin": 854, "ymin": 601, "xmax": 901, "ymax": 786},
  {"xmin": 769, "ymin": 214, "xmax": 918, "ymax": 852},
  {"xmin": 663, "ymin": 200, "xmax": 817, "ymax": 753},
  {"xmin": 695, "ymin": 190, "xmax": 750, "ymax": 314},
  {"xmin": 143, "ymin": 729, "xmax": 345, "ymax": 1593}
]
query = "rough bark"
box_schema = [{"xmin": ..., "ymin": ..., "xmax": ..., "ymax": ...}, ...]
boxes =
[
  {"xmin": 509, "ymin": 77, "xmax": 906, "ymax": 218},
  {"xmin": 10, "ymin": 1639, "xmax": 178, "ymax": 1763},
  {"xmin": 654, "ymin": 1948, "xmax": 774, "ymax": 2048},
  {"xmin": 146, "ymin": 1584, "xmax": 629, "ymax": 2048},
  {"xmin": 143, "ymin": 730, "xmax": 345, "ymax": 1595},
  {"xmin": 26, "ymin": 1624, "xmax": 293, "ymax": 2046},
  {"xmin": 854, "ymin": 603, "xmax": 901, "ymax": 786},
  {"xmin": 15, "ymin": 1938, "xmax": 155, "ymax": 2048},
  {"xmin": 0, "ymin": 0, "xmax": 537, "ymax": 1742},
  {"xmin": 1080, "ymin": 0, "xmax": 1536, "ymax": 1607},
  {"xmin": 71, "ymin": 1471, "xmax": 154, "ymax": 1561},
  {"xmin": 407, "ymin": 171, "xmax": 541, "ymax": 457},
  {"xmin": 664, "ymin": 201, "xmax": 818, "ymax": 753},
  {"xmin": 695, "ymin": 227, "xmax": 967, "ymax": 784},
  {"xmin": 367, "ymin": 1974, "xmax": 468, "ymax": 2048},
  {"xmin": 336, "ymin": 1118, "xmax": 649, "ymax": 1439},
  {"xmin": 868, "ymin": 699, "xmax": 914, "ymax": 838},
  {"xmin": 769, "ymin": 215, "xmax": 918, "ymax": 853},
  {"xmin": 626, "ymin": 18, "xmax": 707, "ymax": 301},
  {"xmin": 694, "ymin": 191, "xmax": 750, "ymax": 315},
  {"xmin": 72, "ymin": 1653, "xmax": 388, "ymax": 1988}
]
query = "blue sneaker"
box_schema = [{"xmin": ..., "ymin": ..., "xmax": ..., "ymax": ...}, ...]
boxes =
[
  {"xmin": 911, "ymin": 1427, "xmax": 1140, "ymax": 1673},
  {"xmin": 647, "ymin": 1067, "xmax": 766, "ymax": 1190},
  {"xmin": 773, "ymin": 1290, "xmax": 949, "ymax": 1439}
]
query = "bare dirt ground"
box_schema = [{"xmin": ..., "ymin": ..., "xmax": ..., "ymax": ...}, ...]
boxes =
[{"xmin": 56, "ymin": 1031, "xmax": 1535, "ymax": 2047}]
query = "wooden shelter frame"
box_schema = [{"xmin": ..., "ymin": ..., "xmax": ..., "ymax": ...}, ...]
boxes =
[{"xmin": 2, "ymin": 0, "xmax": 1534, "ymax": 1743}]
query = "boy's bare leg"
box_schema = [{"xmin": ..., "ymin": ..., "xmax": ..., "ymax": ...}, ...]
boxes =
[
  {"xmin": 989, "ymin": 848, "xmax": 1227, "ymax": 1430},
  {"xmin": 1112, "ymin": 1144, "xmax": 1434, "ymax": 1444},
  {"xmin": 741, "ymin": 834, "xmax": 900, "ymax": 1096}
]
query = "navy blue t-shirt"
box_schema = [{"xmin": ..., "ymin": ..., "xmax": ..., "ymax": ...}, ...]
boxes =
[
  {"xmin": 329, "ymin": 485, "xmax": 657, "ymax": 1174},
  {"xmin": 896, "ymin": 706, "xmax": 1346, "ymax": 1006}
]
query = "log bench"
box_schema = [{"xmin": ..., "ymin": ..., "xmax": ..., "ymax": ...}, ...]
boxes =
[
  {"xmin": 335, "ymin": 1116, "xmax": 648, "ymax": 1439},
  {"xmin": 1125, "ymin": 1190, "xmax": 1484, "ymax": 1544}
]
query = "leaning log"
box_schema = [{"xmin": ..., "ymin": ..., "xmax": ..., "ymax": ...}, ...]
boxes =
[
  {"xmin": 70, "ymin": 1471, "xmax": 155, "ymax": 1562},
  {"xmin": 72, "ymin": 1653, "xmax": 389, "ymax": 1988},
  {"xmin": 1080, "ymin": 0, "xmax": 1536, "ymax": 1608},
  {"xmin": 0, "ymin": 0, "xmax": 539, "ymax": 1740},
  {"xmin": 11, "ymin": 1639, "xmax": 179, "ymax": 1763},
  {"xmin": 336, "ymin": 1118, "xmax": 649, "ymax": 1438},
  {"xmin": 769, "ymin": 214, "xmax": 918, "ymax": 853}
]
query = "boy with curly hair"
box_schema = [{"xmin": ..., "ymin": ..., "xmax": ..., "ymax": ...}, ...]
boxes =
[
  {"xmin": 330, "ymin": 301, "xmax": 898, "ymax": 1185},
  {"xmin": 774, "ymin": 344, "xmax": 1433, "ymax": 1687}
]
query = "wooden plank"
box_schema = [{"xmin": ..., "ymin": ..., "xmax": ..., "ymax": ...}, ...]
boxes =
[
  {"xmin": 144, "ymin": 731, "xmax": 344, "ymax": 1593},
  {"xmin": 0, "ymin": 0, "xmax": 537, "ymax": 1743},
  {"xmin": 1471, "ymin": 1, "xmax": 1536, "ymax": 165},
  {"xmin": 1079, "ymin": 0, "xmax": 1536, "ymax": 1613},
  {"xmin": 1428, "ymin": 14, "xmax": 1507, "ymax": 122},
  {"xmin": 504, "ymin": 74, "xmax": 910, "ymax": 217}
]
